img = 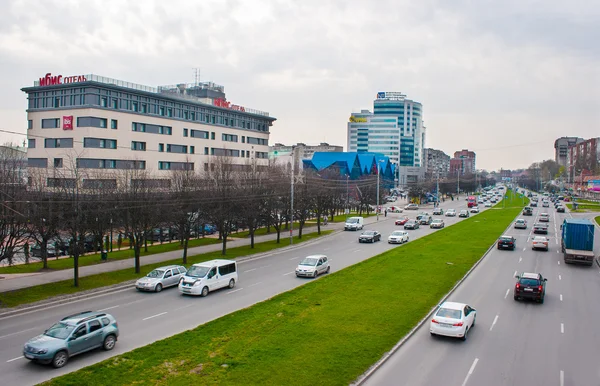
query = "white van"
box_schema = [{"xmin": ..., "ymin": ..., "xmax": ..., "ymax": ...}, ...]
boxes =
[
  {"xmin": 179, "ymin": 259, "xmax": 238, "ymax": 297},
  {"xmin": 344, "ymin": 216, "xmax": 364, "ymax": 231}
]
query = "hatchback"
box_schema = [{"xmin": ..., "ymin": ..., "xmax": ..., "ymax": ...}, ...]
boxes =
[
  {"xmin": 23, "ymin": 311, "xmax": 119, "ymax": 368},
  {"xmin": 295, "ymin": 255, "xmax": 330, "ymax": 278},
  {"xmin": 136, "ymin": 265, "xmax": 187, "ymax": 292}
]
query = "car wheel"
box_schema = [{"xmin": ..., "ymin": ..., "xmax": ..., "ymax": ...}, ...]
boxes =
[
  {"xmin": 540, "ymin": 297, "xmax": 544, "ymax": 304},
  {"xmin": 461, "ymin": 327, "xmax": 468, "ymax": 341},
  {"xmin": 313, "ymin": 271, "xmax": 318, "ymax": 278},
  {"xmin": 103, "ymin": 335, "xmax": 116, "ymax": 351},
  {"xmin": 228, "ymin": 279, "xmax": 235, "ymax": 289},
  {"xmin": 326, "ymin": 266, "xmax": 330, "ymax": 274},
  {"xmin": 514, "ymin": 295, "xmax": 519, "ymax": 301},
  {"xmin": 430, "ymin": 332, "xmax": 436, "ymax": 337},
  {"xmin": 155, "ymin": 283, "xmax": 163, "ymax": 292},
  {"xmin": 472, "ymin": 315, "xmax": 476, "ymax": 327},
  {"xmin": 52, "ymin": 350, "xmax": 68, "ymax": 368},
  {"xmin": 201, "ymin": 286, "xmax": 209, "ymax": 297}
]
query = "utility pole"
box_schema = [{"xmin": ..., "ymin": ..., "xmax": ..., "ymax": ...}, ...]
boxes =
[
  {"xmin": 346, "ymin": 174, "xmax": 349, "ymax": 221},
  {"xmin": 376, "ymin": 165, "xmax": 380, "ymax": 222},
  {"xmin": 289, "ymin": 153, "xmax": 295, "ymax": 245}
]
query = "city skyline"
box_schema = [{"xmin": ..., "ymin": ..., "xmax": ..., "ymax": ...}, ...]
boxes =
[{"xmin": 0, "ymin": 0, "xmax": 598, "ymax": 171}]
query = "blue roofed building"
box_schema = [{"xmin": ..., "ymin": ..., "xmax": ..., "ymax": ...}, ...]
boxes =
[{"xmin": 303, "ymin": 152, "xmax": 394, "ymax": 187}]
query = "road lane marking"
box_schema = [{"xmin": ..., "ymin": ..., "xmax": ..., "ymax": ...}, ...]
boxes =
[
  {"xmin": 323, "ymin": 248, "xmax": 330, "ymax": 251},
  {"xmin": 523, "ymin": 247, "xmax": 526, "ymax": 251},
  {"xmin": 504, "ymin": 289, "xmax": 510, "ymax": 299},
  {"xmin": 120, "ymin": 299, "xmax": 147, "ymax": 307},
  {"xmin": 559, "ymin": 275, "xmax": 562, "ymax": 281},
  {"xmin": 556, "ymin": 250, "xmax": 559, "ymax": 253},
  {"xmin": 489, "ymin": 315, "xmax": 499, "ymax": 331},
  {"xmin": 244, "ymin": 268, "xmax": 257, "ymax": 273},
  {"xmin": 558, "ymin": 261, "xmax": 560, "ymax": 265},
  {"xmin": 226, "ymin": 288, "xmax": 244, "ymax": 294},
  {"xmin": 174, "ymin": 304, "xmax": 195, "ymax": 311},
  {"xmin": 461, "ymin": 358, "xmax": 479, "ymax": 386},
  {"xmin": 6, "ymin": 356, "xmax": 24, "ymax": 363},
  {"xmin": 514, "ymin": 270, "xmax": 518, "ymax": 277},
  {"xmin": 561, "ymin": 323, "xmax": 564, "ymax": 334},
  {"xmin": 560, "ymin": 370, "xmax": 564, "ymax": 386},
  {"xmin": 354, "ymin": 249, "xmax": 362, "ymax": 253},
  {"xmin": 142, "ymin": 312, "xmax": 167, "ymax": 321},
  {"xmin": 258, "ymin": 264, "xmax": 272, "ymax": 269},
  {"xmin": 98, "ymin": 305, "xmax": 120, "ymax": 312},
  {"xmin": 519, "ymin": 257, "xmax": 522, "ymax": 263},
  {"xmin": 0, "ymin": 327, "xmax": 37, "ymax": 340},
  {"xmin": 560, "ymin": 294, "xmax": 563, "ymax": 301},
  {"xmin": 288, "ymin": 256, "xmax": 300, "ymax": 260},
  {"xmin": 248, "ymin": 282, "xmax": 262, "ymax": 288},
  {"xmin": 283, "ymin": 272, "xmax": 295, "ymax": 276}
]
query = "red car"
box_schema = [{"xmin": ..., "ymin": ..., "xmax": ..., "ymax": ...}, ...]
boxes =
[{"xmin": 395, "ymin": 216, "xmax": 410, "ymax": 226}]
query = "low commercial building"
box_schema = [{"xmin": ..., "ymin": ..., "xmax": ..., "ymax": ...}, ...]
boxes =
[{"xmin": 22, "ymin": 73, "xmax": 276, "ymax": 188}]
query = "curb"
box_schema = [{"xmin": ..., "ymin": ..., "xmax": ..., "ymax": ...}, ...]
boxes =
[{"xmin": 351, "ymin": 217, "xmax": 516, "ymax": 386}]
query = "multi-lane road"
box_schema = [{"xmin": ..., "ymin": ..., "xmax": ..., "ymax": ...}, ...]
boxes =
[
  {"xmin": 0, "ymin": 196, "xmax": 489, "ymax": 386},
  {"xmin": 365, "ymin": 197, "xmax": 600, "ymax": 386}
]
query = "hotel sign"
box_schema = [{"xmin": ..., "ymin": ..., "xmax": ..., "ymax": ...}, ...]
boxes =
[
  {"xmin": 349, "ymin": 116, "xmax": 367, "ymax": 123},
  {"xmin": 376, "ymin": 91, "xmax": 407, "ymax": 100},
  {"xmin": 38, "ymin": 73, "xmax": 87, "ymax": 86},
  {"xmin": 213, "ymin": 98, "xmax": 246, "ymax": 112}
]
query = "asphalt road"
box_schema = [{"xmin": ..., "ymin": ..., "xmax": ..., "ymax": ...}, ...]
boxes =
[
  {"xmin": 0, "ymin": 195, "xmax": 487, "ymax": 386},
  {"xmin": 364, "ymin": 195, "xmax": 600, "ymax": 386}
]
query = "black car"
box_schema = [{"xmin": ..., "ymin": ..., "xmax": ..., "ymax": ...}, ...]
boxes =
[
  {"xmin": 533, "ymin": 223, "xmax": 548, "ymax": 234},
  {"xmin": 358, "ymin": 231, "xmax": 381, "ymax": 243},
  {"xmin": 497, "ymin": 235, "xmax": 516, "ymax": 250},
  {"xmin": 514, "ymin": 272, "xmax": 547, "ymax": 303},
  {"xmin": 556, "ymin": 206, "xmax": 565, "ymax": 213},
  {"xmin": 404, "ymin": 220, "xmax": 420, "ymax": 230},
  {"xmin": 522, "ymin": 207, "xmax": 533, "ymax": 216}
]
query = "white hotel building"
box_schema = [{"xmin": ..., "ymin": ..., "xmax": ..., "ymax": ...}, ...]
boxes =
[{"xmin": 22, "ymin": 73, "xmax": 276, "ymax": 188}]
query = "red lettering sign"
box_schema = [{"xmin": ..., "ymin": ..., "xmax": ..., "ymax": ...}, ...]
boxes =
[
  {"xmin": 213, "ymin": 98, "xmax": 246, "ymax": 112},
  {"xmin": 62, "ymin": 116, "xmax": 73, "ymax": 130},
  {"xmin": 38, "ymin": 73, "xmax": 87, "ymax": 86}
]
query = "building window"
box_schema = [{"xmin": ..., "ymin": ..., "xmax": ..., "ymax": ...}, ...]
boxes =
[
  {"xmin": 101, "ymin": 97, "xmax": 108, "ymax": 107},
  {"xmin": 131, "ymin": 141, "xmax": 146, "ymax": 151},
  {"xmin": 241, "ymin": 150, "xmax": 245, "ymax": 157},
  {"xmin": 204, "ymin": 147, "xmax": 209, "ymax": 155},
  {"xmin": 41, "ymin": 118, "xmax": 60, "ymax": 129},
  {"xmin": 167, "ymin": 108, "xmax": 172, "ymax": 117},
  {"xmin": 28, "ymin": 120, "xmax": 33, "ymax": 130},
  {"xmin": 77, "ymin": 117, "xmax": 107, "ymax": 128},
  {"xmin": 247, "ymin": 151, "xmax": 250, "ymax": 158},
  {"xmin": 159, "ymin": 143, "xmax": 164, "ymax": 152},
  {"xmin": 83, "ymin": 138, "xmax": 117, "ymax": 149},
  {"xmin": 141, "ymin": 104, "xmax": 147, "ymax": 113},
  {"xmin": 190, "ymin": 146, "xmax": 195, "ymax": 154},
  {"xmin": 54, "ymin": 97, "xmax": 60, "ymax": 108},
  {"xmin": 166, "ymin": 144, "xmax": 187, "ymax": 154},
  {"xmin": 53, "ymin": 158, "xmax": 63, "ymax": 168},
  {"xmin": 211, "ymin": 116, "xmax": 216, "ymax": 124},
  {"xmin": 222, "ymin": 134, "xmax": 238, "ymax": 142},
  {"xmin": 159, "ymin": 106, "xmax": 165, "ymax": 116},
  {"xmin": 132, "ymin": 102, "xmax": 138, "ymax": 112},
  {"xmin": 190, "ymin": 129, "xmax": 209, "ymax": 139},
  {"xmin": 28, "ymin": 158, "xmax": 48, "ymax": 168},
  {"xmin": 45, "ymin": 138, "xmax": 73, "ymax": 148},
  {"xmin": 183, "ymin": 128, "xmax": 188, "ymax": 137},
  {"xmin": 132, "ymin": 122, "xmax": 146, "ymax": 132},
  {"xmin": 111, "ymin": 99, "xmax": 118, "ymax": 109},
  {"xmin": 204, "ymin": 163, "xmax": 209, "ymax": 172},
  {"xmin": 190, "ymin": 112, "xmax": 195, "ymax": 121},
  {"xmin": 211, "ymin": 132, "xmax": 215, "ymax": 140},
  {"xmin": 242, "ymin": 136, "xmax": 245, "ymax": 143},
  {"xmin": 28, "ymin": 139, "xmax": 35, "ymax": 148},
  {"xmin": 111, "ymin": 119, "xmax": 118, "ymax": 129}
]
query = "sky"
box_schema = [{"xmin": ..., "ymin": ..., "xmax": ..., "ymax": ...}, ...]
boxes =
[{"xmin": 0, "ymin": 0, "xmax": 598, "ymax": 171}]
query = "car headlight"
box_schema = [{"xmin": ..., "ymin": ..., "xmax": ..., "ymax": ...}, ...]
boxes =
[
  {"xmin": 37, "ymin": 349, "xmax": 48, "ymax": 354},
  {"xmin": 193, "ymin": 280, "xmax": 201, "ymax": 286}
]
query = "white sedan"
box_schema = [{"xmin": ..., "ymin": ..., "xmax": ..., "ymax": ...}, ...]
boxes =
[
  {"xmin": 388, "ymin": 230, "xmax": 409, "ymax": 244},
  {"xmin": 445, "ymin": 209, "xmax": 457, "ymax": 217},
  {"xmin": 430, "ymin": 301, "xmax": 476, "ymax": 341},
  {"xmin": 532, "ymin": 236, "xmax": 549, "ymax": 251},
  {"xmin": 484, "ymin": 201, "xmax": 492, "ymax": 207}
]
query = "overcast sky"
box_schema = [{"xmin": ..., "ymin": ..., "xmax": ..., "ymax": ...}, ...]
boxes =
[{"xmin": 1, "ymin": 0, "xmax": 598, "ymax": 170}]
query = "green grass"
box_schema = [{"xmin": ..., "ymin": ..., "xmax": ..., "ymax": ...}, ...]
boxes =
[
  {"xmin": 42, "ymin": 194, "xmax": 523, "ymax": 386},
  {"xmin": 566, "ymin": 203, "xmax": 600, "ymax": 212},
  {"xmin": 0, "ymin": 231, "xmax": 333, "ymax": 309},
  {"xmin": 595, "ymin": 216, "xmax": 600, "ymax": 226},
  {"xmin": 0, "ymin": 237, "xmax": 222, "ymax": 274}
]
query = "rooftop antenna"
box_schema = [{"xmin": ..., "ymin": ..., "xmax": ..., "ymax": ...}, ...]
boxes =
[{"xmin": 193, "ymin": 68, "xmax": 201, "ymax": 86}]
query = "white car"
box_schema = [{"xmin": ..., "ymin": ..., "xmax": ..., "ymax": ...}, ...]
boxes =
[
  {"xmin": 484, "ymin": 201, "xmax": 492, "ymax": 207},
  {"xmin": 136, "ymin": 265, "xmax": 187, "ymax": 292},
  {"xmin": 295, "ymin": 255, "xmax": 330, "ymax": 278},
  {"xmin": 388, "ymin": 230, "xmax": 409, "ymax": 244},
  {"xmin": 430, "ymin": 301, "xmax": 477, "ymax": 341},
  {"xmin": 404, "ymin": 203, "xmax": 419, "ymax": 210},
  {"xmin": 445, "ymin": 209, "xmax": 456, "ymax": 217},
  {"xmin": 470, "ymin": 206, "xmax": 480, "ymax": 213},
  {"xmin": 532, "ymin": 236, "xmax": 549, "ymax": 251}
]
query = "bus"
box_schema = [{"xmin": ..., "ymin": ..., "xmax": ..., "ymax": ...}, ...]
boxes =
[{"xmin": 467, "ymin": 196, "xmax": 477, "ymax": 208}]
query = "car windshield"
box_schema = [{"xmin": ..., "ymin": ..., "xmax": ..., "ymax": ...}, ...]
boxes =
[
  {"xmin": 533, "ymin": 237, "xmax": 546, "ymax": 242},
  {"xmin": 186, "ymin": 265, "xmax": 210, "ymax": 278},
  {"xmin": 146, "ymin": 269, "xmax": 164, "ymax": 278},
  {"xmin": 436, "ymin": 308, "xmax": 462, "ymax": 319},
  {"xmin": 500, "ymin": 237, "xmax": 512, "ymax": 241},
  {"xmin": 516, "ymin": 220, "xmax": 524, "ymax": 223},
  {"xmin": 300, "ymin": 257, "xmax": 318, "ymax": 266},
  {"xmin": 432, "ymin": 220, "xmax": 442, "ymax": 223},
  {"xmin": 44, "ymin": 322, "xmax": 75, "ymax": 340},
  {"xmin": 519, "ymin": 278, "xmax": 539, "ymax": 286},
  {"xmin": 391, "ymin": 231, "xmax": 404, "ymax": 236},
  {"xmin": 363, "ymin": 231, "xmax": 376, "ymax": 235},
  {"xmin": 347, "ymin": 218, "xmax": 358, "ymax": 224}
]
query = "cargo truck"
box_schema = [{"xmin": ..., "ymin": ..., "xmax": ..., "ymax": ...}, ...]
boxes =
[{"xmin": 561, "ymin": 218, "xmax": 595, "ymax": 266}]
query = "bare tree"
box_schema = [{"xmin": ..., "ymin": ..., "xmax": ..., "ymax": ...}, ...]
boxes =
[
  {"xmin": 238, "ymin": 160, "xmax": 267, "ymax": 248},
  {"xmin": 205, "ymin": 157, "xmax": 238, "ymax": 255},
  {"xmin": 264, "ymin": 165, "xmax": 290, "ymax": 243},
  {"xmin": 170, "ymin": 167, "xmax": 199, "ymax": 264}
]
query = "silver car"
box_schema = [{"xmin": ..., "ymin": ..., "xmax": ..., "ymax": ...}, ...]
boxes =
[
  {"xmin": 136, "ymin": 265, "xmax": 187, "ymax": 292},
  {"xmin": 296, "ymin": 255, "xmax": 330, "ymax": 278}
]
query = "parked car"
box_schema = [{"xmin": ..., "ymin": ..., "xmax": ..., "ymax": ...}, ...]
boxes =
[
  {"xmin": 404, "ymin": 220, "xmax": 420, "ymax": 230},
  {"xmin": 514, "ymin": 272, "xmax": 547, "ymax": 303},
  {"xmin": 31, "ymin": 242, "xmax": 58, "ymax": 258},
  {"xmin": 432, "ymin": 207, "xmax": 444, "ymax": 215},
  {"xmin": 430, "ymin": 219, "xmax": 445, "ymax": 229},
  {"xmin": 514, "ymin": 219, "xmax": 528, "ymax": 229},
  {"xmin": 533, "ymin": 223, "xmax": 549, "ymax": 234},
  {"xmin": 445, "ymin": 209, "xmax": 456, "ymax": 217},
  {"xmin": 359, "ymin": 230, "xmax": 381, "ymax": 243},
  {"xmin": 404, "ymin": 203, "xmax": 419, "ymax": 210},
  {"xmin": 395, "ymin": 216, "xmax": 410, "ymax": 226},
  {"xmin": 23, "ymin": 311, "xmax": 119, "ymax": 368},
  {"xmin": 430, "ymin": 301, "xmax": 476, "ymax": 341},
  {"xmin": 497, "ymin": 235, "xmax": 516, "ymax": 250},
  {"xmin": 388, "ymin": 230, "xmax": 409, "ymax": 244},
  {"xmin": 136, "ymin": 265, "xmax": 187, "ymax": 292},
  {"xmin": 295, "ymin": 255, "xmax": 330, "ymax": 278},
  {"xmin": 532, "ymin": 236, "xmax": 549, "ymax": 251},
  {"xmin": 459, "ymin": 210, "xmax": 470, "ymax": 218}
]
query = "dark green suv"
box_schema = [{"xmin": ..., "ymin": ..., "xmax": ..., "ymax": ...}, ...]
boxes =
[{"xmin": 23, "ymin": 311, "xmax": 119, "ymax": 368}]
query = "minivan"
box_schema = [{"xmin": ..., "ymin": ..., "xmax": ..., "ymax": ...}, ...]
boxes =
[
  {"xmin": 344, "ymin": 217, "xmax": 364, "ymax": 231},
  {"xmin": 179, "ymin": 259, "xmax": 238, "ymax": 297}
]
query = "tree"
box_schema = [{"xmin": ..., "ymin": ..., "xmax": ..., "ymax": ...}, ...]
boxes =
[
  {"xmin": 170, "ymin": 167, "xmax": 199, "ymax": 264},
  {"xmin": 206, "ymin": 157, "xmax": 238, "ymax": 255},
  {"xmin": 264, "ymin": 165, "xmax": 290, "ymax": 244},
  {"xmin": 238, "ymin": 160, "xmax": 267, "ymax": 248}
]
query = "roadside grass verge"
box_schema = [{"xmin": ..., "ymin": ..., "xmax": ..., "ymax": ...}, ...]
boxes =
[
  {"xmin": 0, "ymin": 231, "xmax": 333, "ymax": 309},
  {"xmin": 565, "ymin": 203, "xmax": 600, "ymax": 212},
  {"xmin": 42, "ymin": 195, "xmax": 523, "ymax": 386},
  {"xmin": 595, "ymin": 216, "xmax": 600, "ymax": 226},
  {"xmin": 0, "ymin": 237, "xmax": 221, "ymax": 275}
]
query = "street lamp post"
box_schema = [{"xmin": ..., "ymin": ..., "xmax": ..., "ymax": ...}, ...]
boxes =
[
  {"xmin": 289, "ymin": 156, "xmax": 295, "ymax": 245},
  {"xmin": 376, "ymin": 160, "xmax": 385, "ymax": 222},
  {"xmin": 346, "ymin": 174, "xmax": 350, "ymax": 221},
  {"xmin": 436, "ymin": 169, "xmax": 440, "ymax": 207}
]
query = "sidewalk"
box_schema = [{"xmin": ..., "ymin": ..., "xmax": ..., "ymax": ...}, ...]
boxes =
[{"xmin": 0, "ymin": 220, "xmax": 359, "ymax": 293}]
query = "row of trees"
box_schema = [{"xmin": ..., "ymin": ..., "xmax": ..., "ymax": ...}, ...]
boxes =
[{"xmin": 1, "ymin": 152, "xmax": 389, "ymax": 287}]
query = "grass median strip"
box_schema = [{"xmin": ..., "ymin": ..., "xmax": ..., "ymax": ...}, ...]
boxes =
[
  {"xmin": 0, "ymin": 237, "xmax": 222, "ymax": 275},
  {"xmin": 42, "ymin": 193, "xmax": 523, "ymax": 386},
  {"xmin": 0, "ymin": 231, "xmax": 332, "ymax": 309}
]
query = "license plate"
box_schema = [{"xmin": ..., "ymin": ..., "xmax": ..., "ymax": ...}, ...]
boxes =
[
  {"xmin": 440, "ymin": 323, "xmax": 453, "ymax": 328},
  {"xmin": 524, "ymin": 288, "xmax": 533, "ymax": 292},
  {"xmin": 24, "ymin": 354, "xmax": 33, "ymax": 359}
]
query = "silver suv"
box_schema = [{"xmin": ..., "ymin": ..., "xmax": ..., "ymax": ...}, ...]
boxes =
[{"xmin": 23, "ymin": 311, "xmax": 119, "ymax": 368}]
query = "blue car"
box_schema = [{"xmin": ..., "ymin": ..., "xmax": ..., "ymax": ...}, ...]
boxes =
[{"xmin": 23, "ymin": 311, "xmax": 119, "ymax": 368}]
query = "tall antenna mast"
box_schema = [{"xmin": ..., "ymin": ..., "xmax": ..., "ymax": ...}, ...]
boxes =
[{"xmin": 193, "ymin": 68, "xmax": 201, "ymax": 86}]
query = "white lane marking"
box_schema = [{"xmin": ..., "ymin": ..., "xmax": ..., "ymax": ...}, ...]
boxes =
[
  {"xmin": 504, "ymin": 289, "xmax": 510, "ymax": 299},
  {"xmin": 514, "ymin": 270, "xmax": 518, "ymax": 277},
  {"xmin": 519, "ymin": 257, "xmax": 522, "ymax": 263},
  {"xmin": 0, "ymin": 327, "xmax": 37, "ymax": 340},
  {"xmin": 323, "ymin": 248, "xmax": 331, "ymax": 251},
  {"xmin": 288, "ymin": 256, "xmax": 300, "ymax": 260},
  {"xmin": 556, "ymin": 250, "xmax": 559, "ymax": 254},
  {"xmin": 558, "ymin": 261, "xmax": 560, "ymax": 265},
  {"xmin": 560, "ymin": 370, "xmax": 564, "ymax": 386},
  {"xmin": 559, "ymin": 275, "xmax": 562, "ymax": 281},
  {"xmin": 226, "ymin": 288, "xmax": 244, "ymax": 294},
  {"xmin": 120, "ymin": 298, "xmax": 146, "ymax": 307},
  {"xmin": 98, "ymin": 305, "xmax": 120, "ymax": 312},
  {"xmin": 526, "ymin": 236, "xmax": 531, "ymax": 243},
  {"xmin": 461, "ymin": 358, "xmax": 479, "ymax": 386},
  {"xmin": 523, "ymin": 247, "xmax": 526, "ymax": 251},
  {"xmin": 243, "ymin": 268, "xmax": 257, "ymax": 273},
  {"xmin": 354, "ymin": 249, "xmax": 362, "ymax": 253},
  {"xmin": 248, "ymin": 282, "xmax": 262, "ymax": 288},
  {"xmin": 283, "ymin": 272, "xmax": 295, "ymax": 276},
  {"xmin": 258, "ymin": 264, "xmax": 271, "ymax": 269},
  {"xmin": 6, "ymin": 356, "xmax": 24, "ymax": 363},
  {"xmin": 560, "ymin": 294, "xmax": 563, "ymax": 301},
  {"xmin": 174, "ymin": 304, "xmax": 194, "ymax": 311},
  {"xmin": 561, "ymin": 323, "xmax": 564, "ymax": 334},
  {"xmin": 490, "ymin": 315, "xmax": 499, "ymax": 331},
  {"xmin": 555, "ymin": 239, "xmax": 559, "ymax": 245},
  {"xmin": 142, "ymin": 312, "xmax": 167, "ymax": 321}
]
